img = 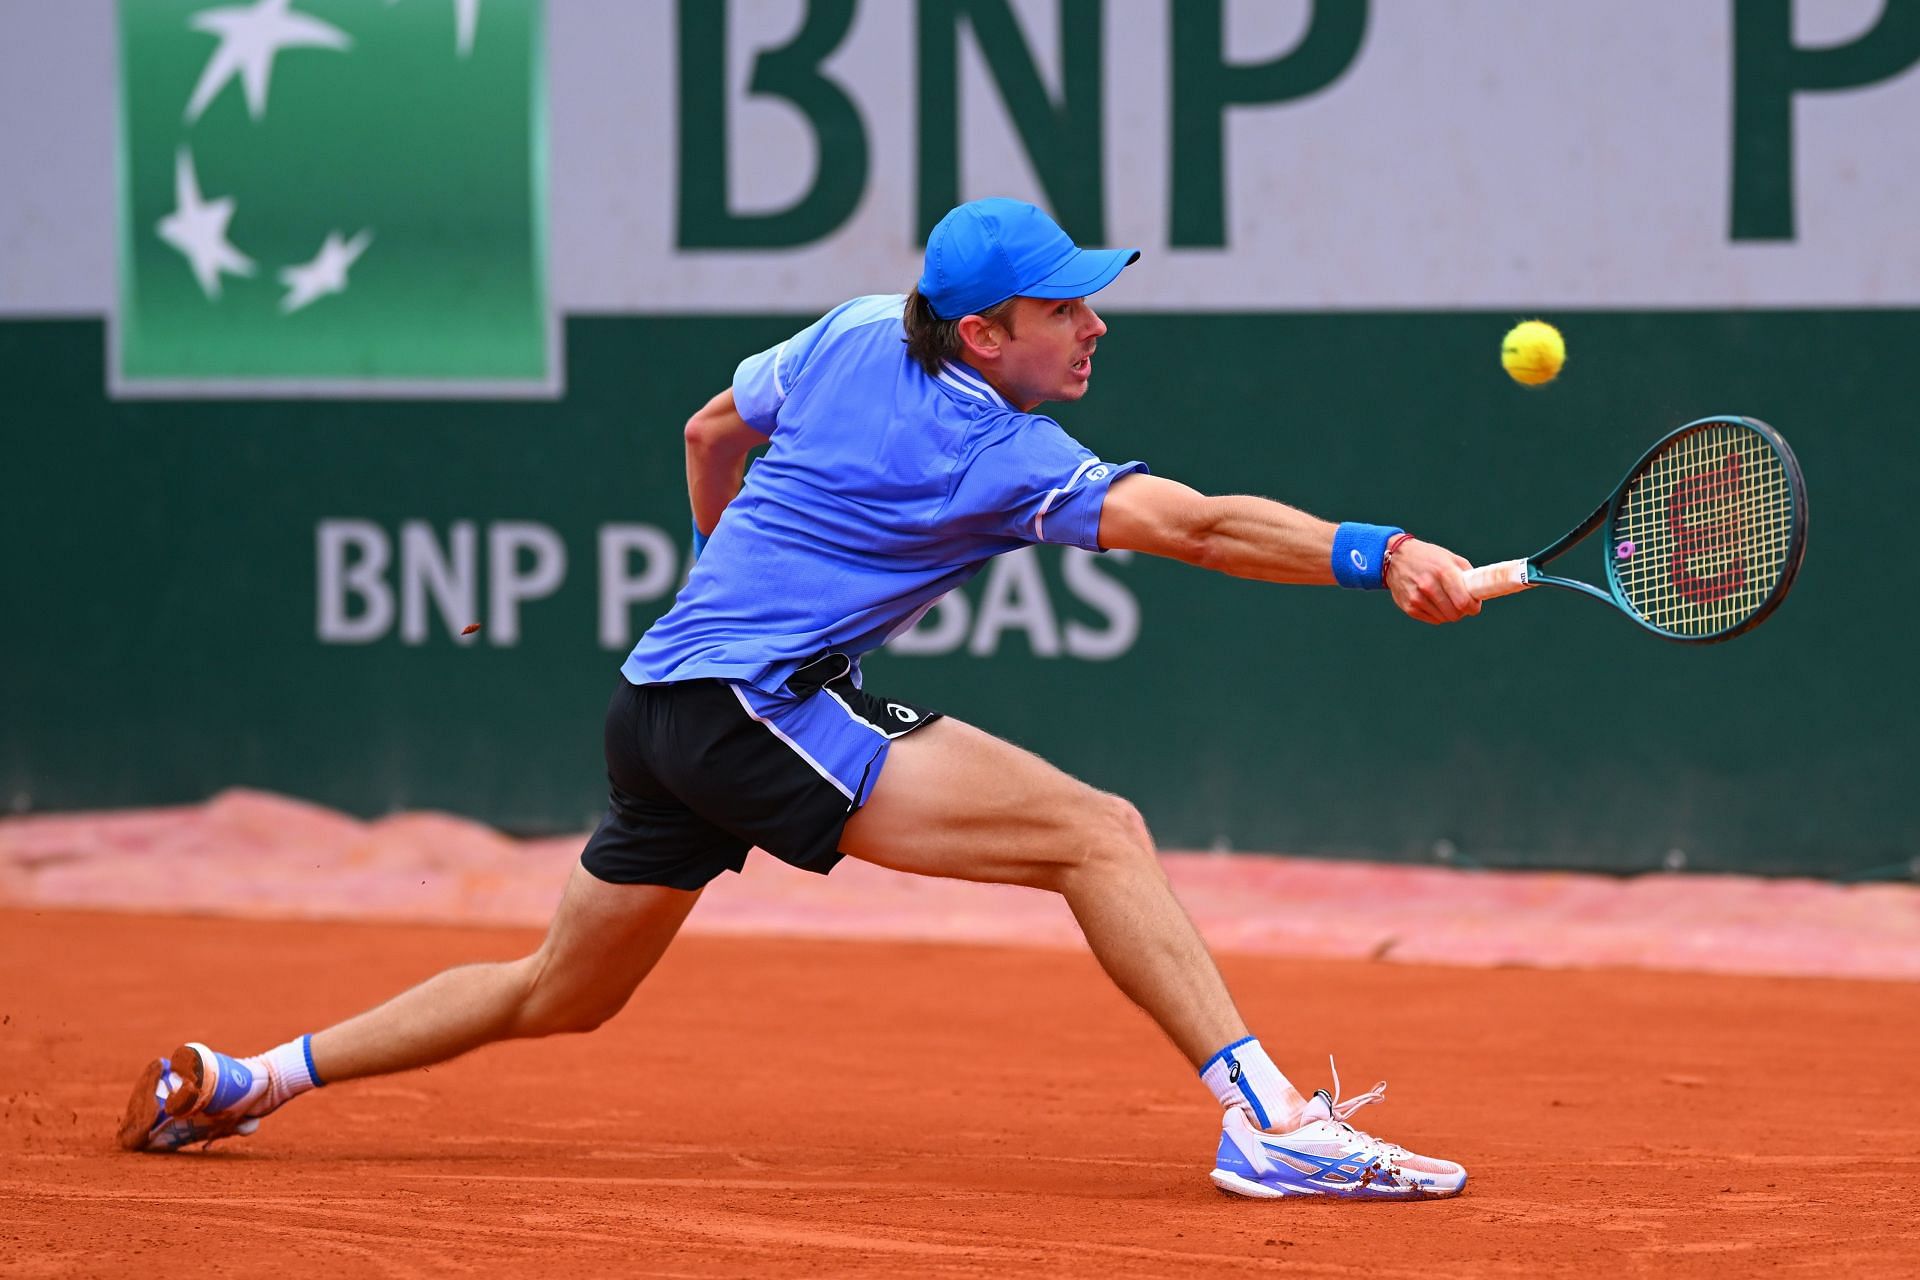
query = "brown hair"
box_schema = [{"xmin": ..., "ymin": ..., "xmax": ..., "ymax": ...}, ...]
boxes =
[{"xmin": 901, "ymin": 288, "xmax": 1018, "ymax": 376}]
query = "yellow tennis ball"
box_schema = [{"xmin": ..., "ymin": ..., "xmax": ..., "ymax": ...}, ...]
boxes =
[{"xmin": 1501, "ymin": 319, "xmax": 1565, "ymax": 387}]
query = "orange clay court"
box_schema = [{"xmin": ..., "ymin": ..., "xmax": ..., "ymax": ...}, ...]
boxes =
[{"xmin": 2, "ymin": 797, "xmax": 1918, "ymax": 1278}]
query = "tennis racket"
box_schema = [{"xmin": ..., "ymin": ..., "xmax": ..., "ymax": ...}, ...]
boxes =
[{"xmin": 1463, "ymin": 415, "xmax": 1807, "ymax": 643}]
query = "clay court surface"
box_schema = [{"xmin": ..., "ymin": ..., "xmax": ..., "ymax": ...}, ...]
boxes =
[{"xmin": 4, "ymin": 906, "xmax": 1918, "ymax": 1278}]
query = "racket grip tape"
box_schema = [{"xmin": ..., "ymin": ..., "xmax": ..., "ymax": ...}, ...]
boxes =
[{"xmin": 1462, "ymin": 559, "xmax": 1532, "ymax": 600}]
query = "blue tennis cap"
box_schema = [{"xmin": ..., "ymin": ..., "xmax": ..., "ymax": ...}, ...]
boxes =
[{"xmin": 918, "ymin": 198, "xmax": 1140, "ymax": 320}]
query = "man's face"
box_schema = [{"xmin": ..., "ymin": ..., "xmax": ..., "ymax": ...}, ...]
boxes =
[{"xmin": 984, "ymin": 295, "xmax": 1108, "ymax": 410}]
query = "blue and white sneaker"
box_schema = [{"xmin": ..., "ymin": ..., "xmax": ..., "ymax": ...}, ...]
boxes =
[
  {"xmin": 1210, "ymin": 1065, "xmax": 1467, "ymax": 1200},
  {"xmin": 117, "ymin": 1043, "xmax": 271, "ymax": 1153}
]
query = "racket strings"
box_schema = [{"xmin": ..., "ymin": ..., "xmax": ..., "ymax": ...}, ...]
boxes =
[{"xmin": 1612, "ymin": 424, "xmax": 1796, "ymax": 637}]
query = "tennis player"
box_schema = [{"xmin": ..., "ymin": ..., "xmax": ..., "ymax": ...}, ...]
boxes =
[{"xmin": 122, "ymin": 198, "xmax": 1479, "ymax": 1199}]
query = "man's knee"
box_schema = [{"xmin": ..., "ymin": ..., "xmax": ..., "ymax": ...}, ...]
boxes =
[
  {"xmin": 509, "ymin": 953, "xmax": 629, "ymax": 1038},
  {"xmin": 1047, "ymin": 792, "xmax": 1158, "ymax": 893},
  {"xmin": 517, "ymin": 991, "xmax": 623, "ymax": 1039},
  {"xmin": 1106, "ymin": 793, "xmax": 1154, "ymax": 854}
]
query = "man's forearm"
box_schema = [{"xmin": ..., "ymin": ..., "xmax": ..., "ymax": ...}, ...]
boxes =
[
  {"xmin": 1193, "ymin": 495, "xmax": 1339, "ymax": 585},
  {"xmin": 683, "ymin": 390, "xmax": 770, "ymax": 534},
  {"xmin": 687, "ymin": 442, "xmax": 752, "ymax": 535}
]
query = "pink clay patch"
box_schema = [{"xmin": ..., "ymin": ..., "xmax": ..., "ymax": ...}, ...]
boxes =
[{"xmin": 2, "ymin": 789, "xmax": 1915, "ymax": 982}]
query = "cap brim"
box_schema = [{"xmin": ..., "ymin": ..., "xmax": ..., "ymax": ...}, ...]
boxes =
[{"xmin": 1023, "ymin": 247, "xmax": 1140, "ymax": 301}]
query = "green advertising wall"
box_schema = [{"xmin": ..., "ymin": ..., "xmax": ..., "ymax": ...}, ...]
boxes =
[{"xmin": 2, "ymin": 309, "xmax": 1909, "ymax": 879}]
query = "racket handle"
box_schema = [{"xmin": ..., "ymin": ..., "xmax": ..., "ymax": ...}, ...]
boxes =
[{"xmin": 1462, "ymin": 559, "xmax": 1533, "ymax": 600}]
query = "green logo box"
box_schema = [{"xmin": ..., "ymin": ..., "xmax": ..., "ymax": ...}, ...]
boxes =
[{"xmin": 113, "ymin": 0, "xmax": 554, "ymax": 397}]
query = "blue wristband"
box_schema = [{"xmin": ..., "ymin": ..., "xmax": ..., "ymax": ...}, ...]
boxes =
[
  {"xmin": 690, "ymin": 518, "xmax": 709, "ymax": 562},
  {"xmin": 1331, "ymin": 522, "xmax": 1403, "ymax": 589}
]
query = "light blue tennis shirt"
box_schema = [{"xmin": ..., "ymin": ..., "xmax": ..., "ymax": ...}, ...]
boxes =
[{"xmin": 623, "ymin": 294, "xmax": 1148, "ymax": 695}]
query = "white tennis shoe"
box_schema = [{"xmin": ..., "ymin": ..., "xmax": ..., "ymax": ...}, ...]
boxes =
[
  {"xmin": 117, "ymin": 1042, "xmax": 275, "ymax": 1153},
  {"xmin": 1210, "ymin": 1062, "xmax": 1467, "ymax": 1199}
]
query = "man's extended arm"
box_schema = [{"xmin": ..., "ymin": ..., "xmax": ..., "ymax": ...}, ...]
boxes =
[
  {"xmin": 1097, "ymin": 473, "xmax": 1480, "ymax": 625},
  {"xmin": 684, "ymin": 389, "xmax": 771, "ymax": 536}
]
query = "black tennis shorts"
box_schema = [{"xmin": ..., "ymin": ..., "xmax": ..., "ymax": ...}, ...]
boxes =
[{"xmin": 580, "ymin": 659, "xmax": 942, "ymax": 890}]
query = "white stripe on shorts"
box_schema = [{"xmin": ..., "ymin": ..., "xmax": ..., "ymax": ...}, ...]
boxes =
[{"xmin": 727, "ymin": 684, "xmax": 855, "ymax": 801}]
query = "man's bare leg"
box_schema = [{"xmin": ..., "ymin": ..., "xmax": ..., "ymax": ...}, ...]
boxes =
[
  {"xmin": 312, "ymin": 864, "xmax": 701, "ymax": 1081},
  {"xmin": 122, "ymin": 862, "xmax": 701, "ymax": 1151},
  {"xmin": 848, "ymin": 724, "xmax": 1470, "ymax": 1197},
  {"xmin": 840, "ymin": 716, "xmax": 1249, "ymax": 1069}
]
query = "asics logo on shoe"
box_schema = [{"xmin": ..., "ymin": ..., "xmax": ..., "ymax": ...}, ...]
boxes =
[{"xmin": 1259, "ymin": 1140, "xmax": 1397, "ymax": 1187}]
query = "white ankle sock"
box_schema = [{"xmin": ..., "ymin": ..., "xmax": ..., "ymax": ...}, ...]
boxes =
[
  {"xmin": 1200, "ymin": 1037, "xmax": 1307, "ymax": 1131},
  {"xmin": 242, "ymin": 1034, "xmax": 324, "ymax": 1113}
]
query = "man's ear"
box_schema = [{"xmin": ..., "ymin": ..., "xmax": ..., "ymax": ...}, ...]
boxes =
[{"xmin": 956, "ymin": 313, "xmax": 1002, "ymax": 364}]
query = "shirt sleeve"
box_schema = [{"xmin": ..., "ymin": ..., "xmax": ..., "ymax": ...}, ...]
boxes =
[
  {"xmin": 945, "ymin": 416, "xmax": 1150, "ymax": 552},
  {"xmin": 731, "ymin": 295, "xmax": 900, "ymax": 433},
  {"xmin": 731, "ymin": 325, "xmax": 816, "ymax": 433}
]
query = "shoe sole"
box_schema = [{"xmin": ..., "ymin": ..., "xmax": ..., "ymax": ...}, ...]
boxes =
[
  {"xmin": 1212, "ymin": 1169, "xmax": 1306, "ymax": 1199},
  {"xmin": 163, "ymin": 1042, "xmax": 214, "ymax": 1118},
  {"xmin": 115, "ymin": 1057, "xmax": 169, "ymax": 1152},
  {"xmin": 1211, "ymin": 1168, "xmax": 1465, "ymax": 1200}
]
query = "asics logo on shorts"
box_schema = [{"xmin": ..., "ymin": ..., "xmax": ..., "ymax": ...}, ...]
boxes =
[{"xmin": 887, "ymin": 703, "xmax": 920, "ymax": 724}]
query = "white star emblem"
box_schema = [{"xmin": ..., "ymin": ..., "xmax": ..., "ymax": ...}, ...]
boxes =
[
  {"xmin": 454, "ymin": 0, "xmax": 481, "ymax": 56},
  {"xmin": 385, "ymin": 0, "xmax": 483, "ymax": 58},
  {"xmin": 156, "ymin": 149, "xmax": 256, "ymax": 300},
  {"xmin": 184, "ymin": 0, "xmax": 352, "ymax": 124},
  {"xmin": 279, "ymin": 230, "xmax": 373, "ymax": 314}
]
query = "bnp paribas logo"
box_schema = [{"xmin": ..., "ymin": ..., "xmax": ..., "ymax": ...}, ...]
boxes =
[{"xmin": 114, "ymin": 0, "xmax": 554, "ymax": 398}]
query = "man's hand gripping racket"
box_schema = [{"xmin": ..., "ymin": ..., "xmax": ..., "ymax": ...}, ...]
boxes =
[
  {"xmin": 1455, "ymin": 415, "xmax": 1808, "ymax": 643},
  {"xmin": 1385, "ymin": 538, "xmax": 1483, "ymax": 625}
]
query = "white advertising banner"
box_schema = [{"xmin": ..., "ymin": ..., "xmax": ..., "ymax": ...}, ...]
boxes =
[{"xmin": 3, "ymin": 0, "xmax": 1916, "ymax": 316}]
